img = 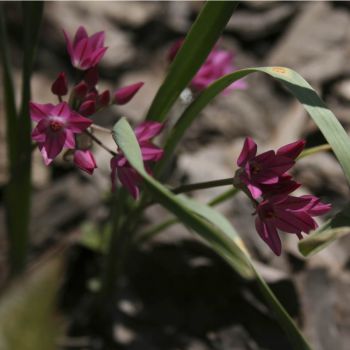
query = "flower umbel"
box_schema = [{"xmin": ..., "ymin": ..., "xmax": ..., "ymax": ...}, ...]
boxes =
[
  {"xmin": 255, "ymin": 195, "xmax": 330, "ymax": 255},
  {"xmin": 110, "ymin": 121, "xmax": 164, "ymax": 199},
  {"xmin": 236, "ymin": 137, "xmax": 305, "ymax": 199},
  {"xmin": 30, "ymin": 102, "xmax": 92, "ymax": 165},
  {"xmin": 64, "ymin": 26, "xmax": 107, "ymax": 70},
  {"xmin": 236, "ymin": 137, "xmax": 331, "ymax": 255}
]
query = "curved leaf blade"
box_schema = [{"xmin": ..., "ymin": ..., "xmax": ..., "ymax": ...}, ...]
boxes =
[
  {"xmin": 299, "ymin": 203, "xmax": 350, "ymax": 256},
  {"xmin": 145, "ymin": 1, "xmax": 238, "ymax": 122},
  {"xmin": 113, "ymin": 117, "xmax": 312, "ymax": 350},
  {"xmin": 113, "ymin": 117, "xmax": 253, "ymax": 278},
  {"xmin": 159, "ymin": 67, "xmax": 350, "ymax": 187}
]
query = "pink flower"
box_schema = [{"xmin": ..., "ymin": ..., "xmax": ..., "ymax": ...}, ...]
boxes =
[
  {"xmin": 30, "ymin": 102, "xmax": 92, "ymax": 165},
  {"xmin": 236, "ymin": 137, "xmax": 305, "ymax": 199},
  {"xmin": 255, "ymin": 195, "xmax": 331, "ymax": 255},
  {"xmin": 63, "ymin": 26, "xmax": 107, "ymax": 70},
  {"xmin": 114, "ymin": 82, "xmax": 144, "ymax": 105},
  {"xmin": 51, "ymin": 72, "xmax": 68, "ymax": 96},
  {"xmin": 192, "ymin": 49, "xmax": 246, "ymax": 92},
  {"xmin": 168, "ymin": 39, "xmax": 246, "ymax": 92},
  {"xmin": 74, "ymin": 150, "xmax": 97, "ymax": 175},
  {"xmin": 110, "ymin": 121, "xmax": 164, "ymax": 199}
]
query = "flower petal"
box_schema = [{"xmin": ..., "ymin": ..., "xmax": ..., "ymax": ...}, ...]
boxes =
[
  {"xmin": 67, "ymin": 111, "xmax": 92, "ymax": 133},
  {"xmin": 30, "ymin": 102, "xmax": 54, "ymax": 122},
  {"xmin": 255, "ymin": 217, "xmax": 282, "ymax": 256},
  {"xmin": 140, "ymin": 143, "xmax": 164, "ymax": 161},
  {"xmin": 73, "ymin": 26, "xmax": 88, "ymax": 47},
  {"xmin": 237, "ymin": 137, "xmax": 257, "ymax": 167},
  {"xmin": 117, "ymin": 166, "xmax": 141, "ymax": 199},
  {"xmin": 277, "ymin": 140, "xmax": 306, "ymax": 160},
  {"xmin": 135, "ymin": 121, "xmax": 164, "ymax": 142}
]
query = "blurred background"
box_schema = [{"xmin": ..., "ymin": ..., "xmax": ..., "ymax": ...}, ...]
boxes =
[{"xmin": 1, "ymin": 1, "xmax": 350, "ymax": 349}]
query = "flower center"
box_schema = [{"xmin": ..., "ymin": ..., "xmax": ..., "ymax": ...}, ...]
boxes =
[
  {"xmin": 49, "ymin": 119, "xmax": 64, "ymax": 132},
  {"xmin": 251, "ymin": 162, "xmax": 261, "ymax": 175},
  {"xmin": 265, "ymin": 210, "xmax": 275, "ymax": 219}
]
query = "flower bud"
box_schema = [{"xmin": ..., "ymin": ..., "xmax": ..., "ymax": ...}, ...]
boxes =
[
  {"xmin": 84, "ymin": 66, "xmax": 99, "ymax": 88},
  {"xmin": 85, "ymin": 91, "xmax": 98, "ymax": 101},
  {"xmin": 97, "ymin": 90, "xmax": 110, "ymax": 109},
  {"xmin": 73, "ymin": 81, "xmax": 88, "ymax": 100},
  {"xmin": 114, "ymin": 82, "xmax": 144, "ymax": 105},
  {"xmin": 79, "ymin": 100, "xmax": 96, "ymax": 116},
  {"xmin": 51, "ymin": 72, "xmax": 68, "ymax": 96},
  {"xmin": 74, "ymin": 150, "xmax": 97, "ymax": 175}
]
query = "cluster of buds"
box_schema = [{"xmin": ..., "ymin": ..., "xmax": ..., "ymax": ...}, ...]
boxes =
[
  {"xmin": 30, "ymin": 26, "xmax": 154, "ymax": 197},
  {"xmin": 234, "ymin": 137, "xmax": 331, "ymax": 255},
  {"xmin": 168, "ymin": 39, "xmax": 247, "ymax": 93}
]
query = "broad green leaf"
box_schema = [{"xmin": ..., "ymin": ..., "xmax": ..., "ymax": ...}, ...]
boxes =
[
  {"xmin": 178, "ymin": 194, "xmax": 248, "ymax": 255},
  {"xmin": 113, "ymin": 118, "xmax": 253, "ymax": 279},
  {"xmin": 159, "ymin": 67, "xmax": 350, "ymax": 187},
  {"xmin": 0, "ymin": 258, "xmax": 62, "ymax": 350},
  {"xmin": 145, "ymin": 1, "xmax": 238, "ymax": 122},
  {"xmin": 299, "ymin": 203, "xmax": 350, "ymax": 256},
  {"xmin": 113, "ymin": 117, "xmax": 312, "ymax": 350}
]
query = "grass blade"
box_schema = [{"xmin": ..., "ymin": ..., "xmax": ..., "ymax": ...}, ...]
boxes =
[
  {"xmin": 299, "ymin": 203, "xmax": 350, "ymax": 256},
  {"xmin": 5, "ymin": 2, "xmax": 44, "ymax": 275}
]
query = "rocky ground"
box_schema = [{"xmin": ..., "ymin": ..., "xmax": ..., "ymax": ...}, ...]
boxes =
[{"xmin": 1, "ymin": 2, "xmax": 350, "ymax": 350}]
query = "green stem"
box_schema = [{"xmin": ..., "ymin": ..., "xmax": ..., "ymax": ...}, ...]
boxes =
[
  {"xmin": 172, "ymin": 177, "xmax": 233, "ymax": 194},
  {"xmin": 85, "ymin": 130, "xmax": 116, "ymax": 156},
  {"xmin": 298, "ymin": 143, "xmax": 331, "ymax": 159},
  {"xmin": 3, "ymin": 2, "xmax": 44, "ymax": 275},
  {"xmin": 100, "ymin": 192, "xmax": 125, "ymax": 300}
]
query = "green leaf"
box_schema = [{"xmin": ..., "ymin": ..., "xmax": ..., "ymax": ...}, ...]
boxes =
[
  {"xmin": 113, "ymin": 117, "xmax": 253, "ymax": 279},
  {"xmin": 0, "ymin": 258, "xmax": 62, "ymax": 350},
  {"xmin": 298, "ymin": 203, "xmax": 350, "ymax": 256},
  {"xmin": 79, "ymin": 223, "xmax": 111, "ymax": 254},
  {"xmin": 5, "ymin": 2, "xmax": 44, "ymax": 275},
  {"xmin": 145, "ymin": 1, "xmax": 238, "ymax": 122},
  {"xmin": 113, "ymin": 117, "xmax": 312, "ymax": 350},
  {"xmin": 159, "ymin": 67, "xmax": 350, "ymax": 187},
  {"xmin": 178, "ymin": 194, "xmax": 248, "ymax": 254},
  {"xmin": 0, "ymin": 4, "xmax": 18, "ymax": 166}
]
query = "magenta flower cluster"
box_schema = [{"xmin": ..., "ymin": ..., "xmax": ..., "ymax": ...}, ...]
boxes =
[
  {"xmin": 30, "ymin": 26, "xmax": 152, "ymax": 197},
  {"xmin": 168, "ymin": 39, "xmax": 247, "ymax": 92},
  {"xmin": 235, "ymin": 137, "xmax": 331, "ymax": 255}
]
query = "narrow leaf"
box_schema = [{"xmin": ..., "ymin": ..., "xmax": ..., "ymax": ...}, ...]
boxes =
[
  {"xmin": 159, "ymin": 67, "xmax": 350, "ymax": 187},
  {"xmin": 112, "ymin": 117, "xmax": 312, "ymax": 350},
  {"xmin": 113, "ymin": 117, "xmax": 253, "ymax": 278},
  {"xmin": 145, "ymin": 1, "xmax": 238, "ymax": 122},
  {"xmin": 299, "ymin": 203, "xmax": 350, "ymax": 256}
]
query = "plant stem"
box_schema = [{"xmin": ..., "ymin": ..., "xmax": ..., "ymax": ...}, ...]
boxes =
[
  {"xmin": 298, "ymin": 143, "xmax": 331, "ymax": 159},
  {"xmin": 85, "ymin": 130, "xmax": 117, "ymax": 156},
  {"xmin": 100, "ymin": 192, "xmax": 124, "ymax": 300},
  {"xmin": 3, "ymin": 3, "xmax": 44, "ymax": 275},
  {"xmin": 91, "ymin": 124, "xmax": 112, "ymax": 133},
  {"xmin": 172, "ymin": 177, "xmax": 233, "ymax": 194}
]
